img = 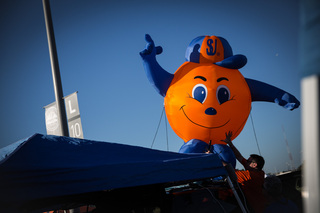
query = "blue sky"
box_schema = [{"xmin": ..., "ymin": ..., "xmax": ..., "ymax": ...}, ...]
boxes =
[{"xmin": 0, "ymin": 0, "xmax": 301, "ymax": 173}]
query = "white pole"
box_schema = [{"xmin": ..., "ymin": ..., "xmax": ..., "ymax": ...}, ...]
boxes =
[
  {"xmin": 302, "ymin": 76, "xmax": 320, "ymax": 213},
  {"xmin": 300, "ymin": 0, "xmax": 320, "ymax": 212}
]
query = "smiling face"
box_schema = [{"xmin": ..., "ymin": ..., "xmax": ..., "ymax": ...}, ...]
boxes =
[{"xmin": 164, "ymin": 62, "xmax": 252, "ymax": 145}]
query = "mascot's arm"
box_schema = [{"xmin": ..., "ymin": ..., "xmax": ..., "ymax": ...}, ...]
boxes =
[
  {"xmin": 245, "ymin": 78, "xmax": 300, "ymax": 110},
  {"xmin": 140, "ymin": 34, "xmax": 174, "ymax": 97}
]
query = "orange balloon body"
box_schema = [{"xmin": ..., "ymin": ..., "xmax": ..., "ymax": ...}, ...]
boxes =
[{"xmin": 164, "ymin": 62, "xmax": 252, "ymax": 145}]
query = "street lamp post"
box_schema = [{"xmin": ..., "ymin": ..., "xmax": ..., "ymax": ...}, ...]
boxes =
[{"xmin": 42, "ymin": 0, "xmax": 69, "ymax": 137}]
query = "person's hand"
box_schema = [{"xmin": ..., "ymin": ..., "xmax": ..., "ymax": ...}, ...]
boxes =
[{"xmin": 221, "ymin": 131, "xmax": 233, "ymax": 145}]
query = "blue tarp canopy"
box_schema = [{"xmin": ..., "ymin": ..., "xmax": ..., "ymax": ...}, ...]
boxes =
[{"xmin": 0, "ymin": 134, "xmax": 227, "ymax": 212}]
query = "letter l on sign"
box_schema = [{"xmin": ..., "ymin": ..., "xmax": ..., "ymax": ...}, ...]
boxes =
[{"xmin": 68, "ymin": 100, "xmax": 76, "ymax": 114}]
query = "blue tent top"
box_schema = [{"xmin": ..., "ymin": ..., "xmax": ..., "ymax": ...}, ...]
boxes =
[{"xmin": 0, "ymin": 134, "xmax": 227, "ymax": 212}]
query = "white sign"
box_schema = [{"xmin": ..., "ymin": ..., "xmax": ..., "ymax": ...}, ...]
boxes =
[
  {"xmin": 64, "ymin": 92, "xmax": 83, "ymax": 139},
  {"xmin": 68, "ymin": 117, "xmax": 83, "ymax": 139},
  {"xmin": 65, "ymin": 92, "xmax": 80, "ymax": 119},
  {"xmin": 44, "ymin": 92, "xmax": 83, "ymax": 138},
  {"xmin": 44, "ymin": 102, "xmax": 61, "ymax": 136}
]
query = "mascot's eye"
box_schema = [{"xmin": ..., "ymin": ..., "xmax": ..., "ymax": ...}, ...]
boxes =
[
  {"xmin": 192, "ymin": 84, "xmax": 208, "ymax": 103},
  {"xmin": 216, "ymin": 85, "xmax": 230, "ymax": 105}
]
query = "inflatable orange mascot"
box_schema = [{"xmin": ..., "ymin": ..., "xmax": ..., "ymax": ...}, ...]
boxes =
[{"xmin": 140, "ymin": 34, "xmax": 299, "ymax": 167}]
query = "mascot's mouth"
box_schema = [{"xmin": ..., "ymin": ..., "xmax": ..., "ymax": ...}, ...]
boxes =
[{"xmin": 180, "ymin": 105, "xmax": 230, "ymax": 129}]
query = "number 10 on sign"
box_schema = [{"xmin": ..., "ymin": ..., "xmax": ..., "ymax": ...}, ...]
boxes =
[{"xmin": 68, "ymin": 118, "xmax": 83, "ymax": 139}]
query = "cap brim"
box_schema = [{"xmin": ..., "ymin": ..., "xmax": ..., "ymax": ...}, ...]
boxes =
[{"xmin": 215, "ymin": 54, "xmax": 247, "ymax": 69}]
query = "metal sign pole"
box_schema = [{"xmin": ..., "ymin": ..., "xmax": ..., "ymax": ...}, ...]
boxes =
[{"xmin": 43, "ymin": 0, "xmax": 69, "ymax": 137}]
